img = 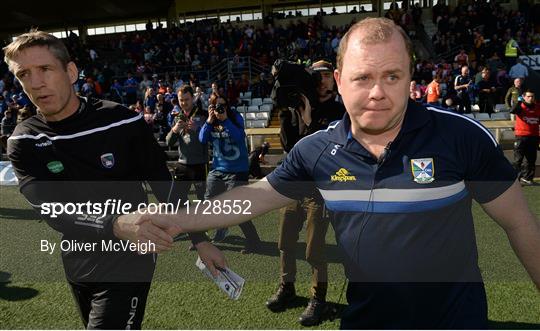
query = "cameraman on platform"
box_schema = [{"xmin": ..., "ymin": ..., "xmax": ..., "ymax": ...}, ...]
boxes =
[{"xmin": 267, "ymin": 60, "xmax": 345, "ymax": 326}]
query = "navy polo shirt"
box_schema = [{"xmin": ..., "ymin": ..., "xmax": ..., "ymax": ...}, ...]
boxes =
[{"xmin": 267, "ymin": 100, "xmax": 516, "ymax": 328}]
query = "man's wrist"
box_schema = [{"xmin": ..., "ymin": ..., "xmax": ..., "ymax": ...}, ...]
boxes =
[
  {"xmin": 194, "ymin": 240, "xmax": 209, "ymax": 249},
  {"xmin": 112, "ymin": 215, "xmax": 123, "ymax": 239}
]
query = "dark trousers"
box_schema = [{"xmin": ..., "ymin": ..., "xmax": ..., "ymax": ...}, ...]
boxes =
[
  {"xmin": 278, "ymin": 197, "xmax": 329, "ymax": 300},
  {"xmin": 69, "ymin": 282, "xmax": 151, "ymax": 329},
  {"xmin": 205, "ymin": 170, "xmax": 260, "ymax": 245},
  {"xmin": 514, "ymin": 136, "xmax": 538, "ymax": 181},
  {"xmin": 479, "ymin": 95, "xmax": 494, "ymax": 114},
  {"xmin": 456, "ymin": 93, "xmax": 471, "ymax": 114},
  {"xmin": 173, "ymin": 163, "xmax": 207, "ymax": 201}
]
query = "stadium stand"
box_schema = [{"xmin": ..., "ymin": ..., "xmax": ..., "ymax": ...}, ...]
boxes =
[{"xmin": 1, "ymin": 0, "xmax": 539, "ymax": 171}]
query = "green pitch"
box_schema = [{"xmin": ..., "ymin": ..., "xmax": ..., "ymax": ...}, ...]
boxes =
[{"xmin": 0, "ymin": 185, "xmax": 539, "ymax": 329}]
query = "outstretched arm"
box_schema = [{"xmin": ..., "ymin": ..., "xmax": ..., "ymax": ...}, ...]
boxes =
[{"xmin": 142, "ymin": 178, "xmax": 294, "ymax": 235}]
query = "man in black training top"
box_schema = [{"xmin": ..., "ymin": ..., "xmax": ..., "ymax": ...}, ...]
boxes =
[{"xmin": 5, "ymin": 30, "xmax": 225, "ymax": 329}]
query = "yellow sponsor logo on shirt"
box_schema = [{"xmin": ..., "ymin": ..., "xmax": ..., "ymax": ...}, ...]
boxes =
[{"xmin": 331, "ymin": 168, "xmax": 357, "ymax": 182}]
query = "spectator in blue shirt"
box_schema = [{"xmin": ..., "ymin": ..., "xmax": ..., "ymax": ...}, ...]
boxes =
[
  {"xmin": 144, "ymin": 87, "xmax": 157, "ymax": 111},
  {"xmin": 109, "ymin": 79, "xmax": 124, "ymax": 105},
  {"xmin": 123, "ymin": 73, "xmax": 138, "ymax": 105},
  {"xmin": 508, "ymin": 58, "xmax": 529, "ymax": 80},
  {"xmin": 198, "ymin": 92, "xmax": 261, "ymax": 254}
]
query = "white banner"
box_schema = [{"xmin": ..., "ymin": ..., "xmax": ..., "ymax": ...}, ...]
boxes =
[
  {"xmin": 0, "ymin": 161, "xmax": 19, "ymax": 186},
  {"xmin": 520, "ymin": 55, "xmax": 540, "ymax": 70}
]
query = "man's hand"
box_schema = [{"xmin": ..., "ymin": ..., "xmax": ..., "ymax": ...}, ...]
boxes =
[
  {"xmin": 298, "ymin": 94, "xmax": 312, "ymax": 126},
  {"xmin": 207, "ymin": 108, "xmax": 217, "ymax": 124},
  {"xmin": 172, "ymin": 120, "xmax": 187, "ymax": 134},
  {"xmin": 113, "ymin": 212, "xmax": 179, "ymax": 254},
  {"xmin": 195, "ymin": 241, "xmax": 227, "ymax": 277}
]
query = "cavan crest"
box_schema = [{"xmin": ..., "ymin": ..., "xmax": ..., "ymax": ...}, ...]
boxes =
[{"xmin": 410, "ymin": 158, "xmax": 434, "ymax": 184}]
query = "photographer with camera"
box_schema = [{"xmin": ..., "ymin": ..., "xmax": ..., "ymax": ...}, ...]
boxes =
[
  {"xmin": 166, "ymin": 85, "xmax": 209, "ymax": 247},
  {"xmin": 267, "ymin": 60, "xmax": 345, "ymax": 326},
  {"xmin": 198, "ymin": 92, "xmax": 262, "ymax": 254}
]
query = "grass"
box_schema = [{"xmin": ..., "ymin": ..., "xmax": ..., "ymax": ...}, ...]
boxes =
[{"xmin": 0, "ymin": 185, "xmax": 539, "ymax": 329}]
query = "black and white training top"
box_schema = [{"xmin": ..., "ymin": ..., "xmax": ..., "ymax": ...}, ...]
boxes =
[{"xmin": 8, "ymin": 97, "xmax": 174, "ymax": 283}]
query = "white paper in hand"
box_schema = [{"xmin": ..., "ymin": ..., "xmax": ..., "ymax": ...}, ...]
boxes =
[{"xmin": 196, "ymin": 257, "xmax": 245, "ymax": 300}]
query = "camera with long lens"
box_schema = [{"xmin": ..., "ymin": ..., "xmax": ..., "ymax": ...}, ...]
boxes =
[
  {"xmin": 270, "ymin": 59, "xmax": 321, "ymax": 110},
  {"xmin": 214, "ymin": 103, "xmax": 226, "ymax": 114}
]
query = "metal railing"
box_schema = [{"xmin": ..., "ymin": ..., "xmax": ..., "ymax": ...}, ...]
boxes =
[
  {"xmin": 436, "ymin": 44, "xmax": 466, "ymax": 62},
  {"xmin": 208, "ymin": 56, "xmax": 271, "ymax": 84},
  {"xmin": 110, "ymin": 56, "xmax": 271, "ymax": 87},
  {"xmin": 431, "ymin": 24, "xmax": 484, "ymax": 61}
]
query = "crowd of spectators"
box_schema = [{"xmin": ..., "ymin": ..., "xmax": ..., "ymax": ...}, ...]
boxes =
[
  {"xmin": 410, "ymin": 0, "xmax": 539, "ymax": 112},
  {"xmin": 51, "ymin": 13, "xmax": 342, "ymax": 91},
  {"xmin": 0, "ymin": 9, "xmax": 359, "ymax": 146},
  {"xmin": 431, "ymin": 0, "xmax": 540, "ymax": 58},
  {"xmin": 1, "ymin": 0, "xmax": 539, "ymax": 149},
  {"xmin": 411, "ymin": 57, "xmax": 531, "ymax": 114}
]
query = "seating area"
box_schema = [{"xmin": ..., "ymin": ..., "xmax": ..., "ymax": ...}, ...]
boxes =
[
  {"xmin": 464, "ymin": 112, "xmax": 511, "ymax": 120},
  {"xmin": 236, "ymin": 93, "xmax": 274, "ymax": 128},
  {"xmin": 463, "ymin": 104, "xmax": 512, "ymax": 121},
  {"xmin": 457, "ymin": 104, "xmax": 515, "ymax": 142}
]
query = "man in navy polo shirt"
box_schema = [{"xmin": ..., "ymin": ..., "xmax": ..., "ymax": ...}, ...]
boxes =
[{"xmin": 145, "ymin": 17, "xmax": 540, "ymax": 329}]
